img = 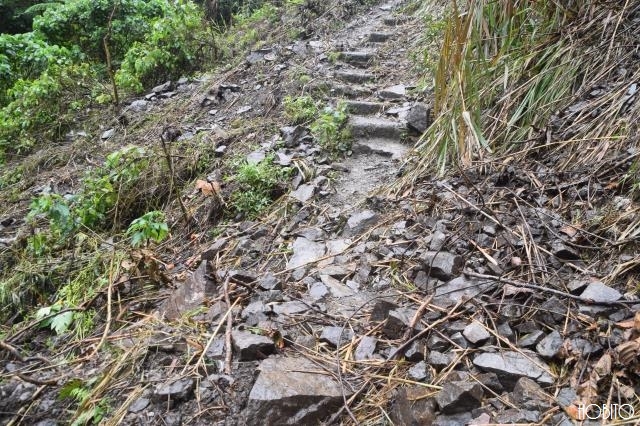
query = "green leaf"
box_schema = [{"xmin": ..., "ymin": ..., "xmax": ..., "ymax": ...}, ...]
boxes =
[{"xmin": 50, "ymin": 310, "xmax": 74, "ymax": 335}]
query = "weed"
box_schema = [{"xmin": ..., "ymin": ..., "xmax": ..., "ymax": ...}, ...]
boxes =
[
  {"xmin": 283, "ymin": 95, "xmax": 319, "ymax": 124},
  {"xmin": 126, "ymin": 211, "xmax": 170, "ymax": 247},
  {"xmin": 227, "ymin": 155, "xmax": 291, "ymax": 218},
  {"xmin": 327, "ymin": 51, "xmax": 341, "ymax": 63},
  {"xmin": 310, "ymin": 102, "xmax": 351, "ymax": 157}
]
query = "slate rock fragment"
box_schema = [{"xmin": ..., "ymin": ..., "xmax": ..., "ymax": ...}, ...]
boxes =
[
  {"xmin": 232, "ymin": 330, "xmax": 276, "ymax": 361},
  {"xmin": 473, "ymin": 351, "xmax": 554, "ymax": 389},
  {"xmin": 435, "ymin": 381, "xmax": 483, "ymax": 414},
  {"xmin": 244, "ymin": 356, "xmax": 350, "ymax": 425}
]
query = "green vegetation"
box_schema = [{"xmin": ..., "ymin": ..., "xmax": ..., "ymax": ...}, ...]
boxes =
[
  {"xmin": 283, "ymin": 95, "xmax": 319, "ymax": 124},
  {"xmin": 0, "ymin": 0, "xmax": 214, "ymax": 158},
  {"xmin": 126, "ymin": 210, "xmax": 169, "ymax": 247},
  {"xmin": 0, "ymin": 145, "xmax": 158, "ymax": 321},
  {"xmin": 311, "ymin": 102, "xmax": 351, "ymax": 157},
  {"xmin": 227, "ymin": 156, "xmax": 292, "ymax": 218}
]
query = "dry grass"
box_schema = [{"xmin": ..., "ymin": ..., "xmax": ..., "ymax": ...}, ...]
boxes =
[{"xmin": 398, "ymin": 0, "xmax": 640, "ymax": 182}]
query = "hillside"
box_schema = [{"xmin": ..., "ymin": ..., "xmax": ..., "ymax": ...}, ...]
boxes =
[{"xmin": 0, "ymin": 0, "xmax": 639, "ymax": 424}]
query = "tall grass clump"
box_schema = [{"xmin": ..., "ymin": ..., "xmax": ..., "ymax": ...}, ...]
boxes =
[{"xmin": 409, "ymin": 0, "xmax": 640, "ymax": 177}]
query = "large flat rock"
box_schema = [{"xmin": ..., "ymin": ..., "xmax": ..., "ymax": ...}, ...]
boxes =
[
  {"xmin": 473, "ymin": 351, "xmax": 555, "ymax": 389},
  {"xmin": 244, "ymin": 356, "xmax": 350, "ymax": 425},
  {"xmin": 287, "ymin": 237, "xmax": 326, "ymax": 269}
]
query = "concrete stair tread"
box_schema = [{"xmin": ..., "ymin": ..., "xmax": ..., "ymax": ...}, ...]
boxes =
[
  {"xmin": 308, "ymin": 81, "xmax": 373, "ymax": 98},
  {"xmin": 349, "ymin": 115, "xmax": 405, "ymax": 140},
  {"xmin": 343, "ymin": 100, "xmax": 387, "ymax": 115},
  {"xmin": 369, "ymin": 32, "xmax": 392, "ymax": 42},
  {"xmin": 340, "ymin": 51, "xmax": 375, "ymax": 67},
  {"xmin": 335, "ymin": 70, "xmax": 375, "ymax": 84},
  {"xmin": 352, "ymin": 138, "xmax": 409, "ymax": 159},
  {"xmin": 383, "ymin": 16, "xmax": 410, "ymax": 26}
]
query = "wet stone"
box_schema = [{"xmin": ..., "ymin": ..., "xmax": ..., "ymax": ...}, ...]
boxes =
[
  {"xmin": 308, "ymin": 282, "xmax": 329, "ymax": 300},
  {"xmin": 258, "ymin": 273, "xmax": 281, "ymax": 291},
  {"xmin": 378, "ymin": 84, "xmax": 406, "ymax": 100},
  {"xmin": 580, "ymin": 281, "xmax": 622, "ymax": 303},
  {"xmin": 518, "ymin": 330, "xmax": 545, "ymax": 348},
  {"xmin": 232, "ymin": 330, "xmax": 276, "ymax": 361},
  {"xmin": 370, "ymin": 300, "xmax": 399, "ymax": 322},
  {"xmin": 473, "ymin": 351, "xmax": 554, "ymax": 389},
  {"xmin": 421, "ymin": 251, "xmax": 464, "ymax": 281},
  {"xmin": 494, "ymin": 408, "xmax": 540, "ymax": 424},
  {"xmin": 435, "ymin": 381, "xmax": 483, "ymax": 414},
  {"xmin": 428, "ymin": 351, "xmax": 452, "ymax": 371},
  {"xmin": 128, "ymin": 397, "xmax": 150, "ymax": 413},
  {"xmin": 463, "ymin": 321, "xmax": 491, "ymax": 345},
  {"xmin": 287, "ymin": 237, "xmax": 326, "ymax": 269},
  {"xmin": 408, "ymin": 361, "xmax": 430, "ymax": 381},
  {"xmin": 536, "ymin": 330, "xmax": 563, "ymax": 358},
  {"xmin": 345, "ymin": 210, "xmax": 379, "ymax": 236},
  {"xmin": 406, "ymin": 102, "xmax": 431, "ymax": 133},
  {"xmin": 355, "ymin": 336, "xmax": 378, "ymax": 360},
  {"xmin": 154, "ymin": 378, "xmax": 195, "ymax": 403},
  {"xmin": 512, "ymin": 377, "xmax": 552, "ymax": 411},
  {"xmin": 289, "ymin": 184, "xmax": 316, "ymax": 203},
  {"xmin": 244, "ymin": 356, "xmax": 350, "ymax": 425},
  {"xmin": 539, "ymin": 297, "xmax": 567, "ymax": 323},
  {"xmin": 320, "ymin": 326, "xmax": 353, "ymax": 348},
  {"xmin": 160, "ymin": 261, "xmax": 217, "ymax": 320},
  {"xmin": 404, "ymin": 340, "xmax": 427, "ymax": 362},
  {"xmin": 382, "ymin": 308, "xmax": 413, "ymax": 338}
]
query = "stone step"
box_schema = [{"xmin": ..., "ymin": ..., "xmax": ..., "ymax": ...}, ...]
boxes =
[
  {"xmin": 352, "ymin": 138, "xmax": 409, "ymax": 159},
  {"xmin": 307, "ymin": 81, "xmax": 372, "ymax": 99},
  {"xmin": 349, "ymin": 115, "xmax": 405, "ymax": 140},
  {"xmin": 344, "ymin": 100, "xmax": 386, "ymax": 115},
  {"xmin": 383, "ymin": 16, "xmax": 410, "ymax": 26},
  {"xmin": 369, "ymin": 32, "xmax": 392, "ymax": 43},
  {"xmin": 335, "ymin": 70, "xmax": 375, "ymax": 84},
  {"xmin": 339, "ymin": 51, "xmax": 375, "ymax": 67}
]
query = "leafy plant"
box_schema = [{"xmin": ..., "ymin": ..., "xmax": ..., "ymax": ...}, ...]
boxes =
[
  {"xmin": 126, "ymin": 210, "xmax": 169, "ymax": 247},
  {"xmin": 228, "ymin": 155, "xmax": 291, "ymax": 218},
  {"xmin": 310, "ymin": 102, "xmax": 351, "ymax": 157},
  {"xmin": 36, "ymin": 304, "xmax": 74, "ymax": 335},
  {"xmin": 115, "ymin": 1, "xmax": 214, "ymax": 92},
  {"xmin": 283, "ymin": 95, "xmax": 319, "ymax": 124}
]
